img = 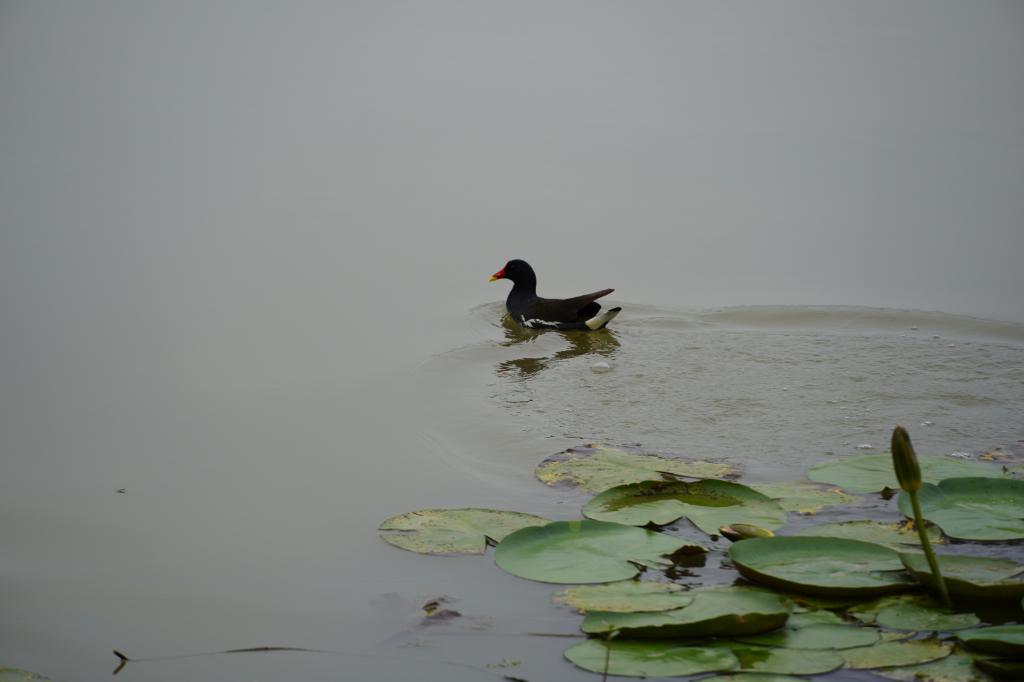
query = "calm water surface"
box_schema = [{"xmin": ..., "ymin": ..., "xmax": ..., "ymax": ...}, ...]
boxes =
[{"xmin": 3, "ymin": 2, "xmax": 1024, "ymax": 681}]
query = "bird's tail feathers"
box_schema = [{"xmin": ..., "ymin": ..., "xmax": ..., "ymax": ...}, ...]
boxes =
[{"xmin": 585, "ymin": 307, "xmax": 622, "ymax": 330}]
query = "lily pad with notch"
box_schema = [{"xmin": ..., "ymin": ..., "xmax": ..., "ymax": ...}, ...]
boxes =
[
  {"xmin": 583, "ymin": 479, "xmax": 787, "ymax": 535},
  {"xmin": 897, "ymin": 477, "xmax": 1024, "ymax": 541},
  {"xmin": 494, "ymin": 519, "xmax": 703, "ymax": 584},
  {"xmin": 729, "ymin": 536, "xmax": 915, "ymax": 597},
  {"xmin": 378, "ymin": 508, "xmax": 549, "ymax": 555},
  {"xmin": 536, "ymin": 443, "xmax": 739, "ymax": 493},
  {"xmin": 807, "ymin": 454, "xmax": 1004, "ymax": 494}
]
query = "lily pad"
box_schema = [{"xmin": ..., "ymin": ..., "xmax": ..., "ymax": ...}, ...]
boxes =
[
  {"xmin": 958, "ymin": 625, "xmax": 1024, "ymax": 657},
  {"xmin": 582, "ymin": 587, "xmax": 791, "ymax": 638},
  {"xmin": 899, "ymin": 552, "xmax": 1024, "ymax": 600},
  {"xmin": 793, "ymin": 520, "xmax": 942, "ymax": 548},
  {"xmin": 737, "ymin": 623, "xmax": 880, "ymax": 649},
  {"xmin": 563, "ymin": 639, "xmax": 738, "ymax": 677},
  {"xmin": 711, "ymin": 642, "xmax": 845, "ymax": 675},
  {"xmin": 729, "ymin": 536, "xmax": 915, "ymax": 596},
  {"xmin": 0, "ymin": 673, "xmax": 49, "ymax": 682},
  {"xmin": 897, "ymin": 477, "xmax": 1024, "ymax": 541},
  {"xmin": 536, "ymin": 443, "xmax": 738, "ymax": 493},
  {"xmin": 553, "ymin": 581, "xmax": 693, "ymax": 613},
  {"xmin": 583, "ymin": 479, "xmax": 787, "ymax": 535},
  {"xmin": 378, "ymin": 508, "xmax": 548, "ymax": 555},
  {"xmin": 494, "ymin": 519, "xmax": 702, "ymax": 584},
  {"xmin": 877, "ymin": 602, "xmax": 980, "ymax": 632},
  {"xmin": 876, "ymin": 652, "xmax": 997, "ymax": 682},
  {"xmin": 808, "ymin": 454, "xmax": 1004, "ymax": 494},
  {"xmin": 841, "ymin": 639, "xmax": 953, "ymax": 669},
  {"xmin": 751, "ymin": 481, "xmax": 857, "ymax": 514},
  {"xmin": 703, "ymin": 676, "xmax": 807, "ymax": 682},
  {"xmin": 787, "ymin": 610, "xmax": 847, "ymax": 627},
  {"xmin": 849, "ymin": 594, "xmax": 980, "ymax": 631}
]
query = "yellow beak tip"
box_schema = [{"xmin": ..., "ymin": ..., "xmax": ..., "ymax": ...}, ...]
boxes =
[{"xmin": 488, "ymin": 275, "xmax": 499, "ymax": 282}]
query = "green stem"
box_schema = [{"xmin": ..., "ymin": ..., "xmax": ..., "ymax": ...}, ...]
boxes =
[{"xmin": 910, "ymin": 490, "xmax": 951, "ymax": 608}]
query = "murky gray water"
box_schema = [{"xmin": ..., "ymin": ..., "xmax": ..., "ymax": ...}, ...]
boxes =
[{"xmin": 2, "ymin": 2, "xmax": 1024, "ymax": 681}]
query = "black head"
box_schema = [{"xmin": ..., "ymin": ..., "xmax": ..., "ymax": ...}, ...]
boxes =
[{"xmin": 489, "ymin": 259, "xmax": 536, "ymax": 285}]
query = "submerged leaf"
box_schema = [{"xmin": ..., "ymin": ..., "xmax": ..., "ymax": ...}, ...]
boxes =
[
  {"xmin": 875, "ymin": 652, "xmax": 996, "ymax": 682},
  {"xmin": 581, "ymin": 587, "xmax": 791, "ymax": 638},
  {"xmin": 536, "ymin": 443, "xmax": 738, "ymax": 493},
  {"xmin": 899, "ymin": 552, "xmax": 1024, "ymax": 600},
  {"xmin": 703, "ymin": 676, "xmax": 807, "ymax": 682},
  {"xmin": 736, "ymin": 623, "xmax": 880, "ymax": 650},
  {"xmin": 751, "ymin": 481, "xmax": 857, "ymax": 514},
  {"xmin": 897, "ymin": 477, "xmax": 1024, "ymax": 541},
  {"xmin": 729, "ymin": 536, "xmax": 914, "ymax": 596},
  {"xmin": 958, "ymin": 625, "xmax": 1024, "ymax": 657},
  {"xmin": 553, "ymin": 581, "xmax": 693, "ymax": 613},
  {"xmin": 564, "ymin": 639, "xmax": 738, "ymax": 678},
  {"xmin": 378, "ymin": 508, "xmax": 548, "ymax": 555},
  {"xmin": 712, "ymin": 642, "xmax": 845, "ymax": 675},
  {"xmin": 876, "ymin": 601, "xmax": 980, "ymax": 632},
  {"xmin": 792, "ymin": 520, "xmax": 941, "ymax": 548},
  {"xmin": 807, "ymin": 454, "xmax": 1004, "ymax": 494},
  {"xmin": 848, "ymin": 594, "xmax": 979, "ymax": 631},
  {"xmin": 494, "ymin": 519, "xmax": 702, "ymax": 584},
  {"xmin": 583, "ymin": 479, "xmax": 787, "ymax": 535},
  {"xmin": 0, "ymin": 672, "xmax": 50, "ymax": 682},
  {"xmin": 841, "ymin": 639, "xmax": 953, "ymax": 669}
]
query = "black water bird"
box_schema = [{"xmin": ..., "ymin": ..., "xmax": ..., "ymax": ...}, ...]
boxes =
[{"xmin": 489, "ymin": 259, "xmax": 621, "ymax": 330}]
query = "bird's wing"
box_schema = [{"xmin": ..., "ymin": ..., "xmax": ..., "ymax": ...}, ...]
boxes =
[{"xmin": 532, "ymin": 289, "xmax": 614, "ymax": 323}]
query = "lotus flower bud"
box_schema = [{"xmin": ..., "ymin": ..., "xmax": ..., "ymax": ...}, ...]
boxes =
[{"xmin": 891, "ymin": 425, "xmax": 922, "ymax": 493}]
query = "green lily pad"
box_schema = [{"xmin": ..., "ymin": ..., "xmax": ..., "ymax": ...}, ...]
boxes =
[
  {"xmin": 704, "ymin": 671, "xmax": 806, "ymax": 675},
  {"xmin": 808, "ymin": 454, "xmax": 1004, "ymax": 494},
  {"xmin": 377, "ymin": 508, "xmax": 548, "ymax": 555},
  {"xmin": 875, "ymin": 652, "xmax": 988, "ymax": 682},
  {"xmin": 0, "ymin": 672, "xmax": 49, "ymax": 682},
  {"xmin": 899, "ymin": 552, "xmax": 1024, "ymax": 600},
  {"xmin": 494, "ymin": 519, "xmax": 702, "ymax": 584},
  {"xmin": 877, "ymin": 602, "xmax": 981, "ymax": 632},
  {"xmin": 711, "ymin": 642, "xmax": 845, "ymax": 675},
  {"xmin": 553, "ymin": 581, "xmax": 694, "ymax": 613},
  {"xmin": 564, "ymin": 639, "xmax": 738, "ymax": 677},
  {"xmin": 849, "ymin": 594, "xmax": 980, "ymax": 631},
  {"xmin": 787, "ymin": 610, "xmax": 847, "ymax": 627},
  {"xmin": 582, "ymin": 587, "xmax": 791, "ymax": 638},
  {"xmin": 958, "ymin": 625, "xmax": 1024, "ymax": 657},
  {"xmin": 583, "ymin": 479, "xmax": 787, "ymax": 535},
  {"xmin": 793, "ymin": 520, "xmax": 942, "ymax": 548},
  {"xmin": 729, "ymin": 536, "xmax": 915, "ymax": 596},
  {"xmin": 898, "ymin": 477, "xmax": 1024, "ymax": 541},
  {"xmin": 737, "ymin": 623, "xmax": 880, "ymax": 649},
  {"xmin": 751, "ymin": 481, "xmax": 857, "ymax": 514},
  {"xmin": 841, "ymin": 639, "xmax": 953, "ymax": 669},
  {"xmin": 536, "ymin": 443, "xmax": 738, "ymax": 493}
]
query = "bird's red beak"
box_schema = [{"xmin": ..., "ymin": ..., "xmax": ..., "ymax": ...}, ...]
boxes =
[{"xmin": 489, "ymin": 266, "xmax": 505, "ymax": 282}]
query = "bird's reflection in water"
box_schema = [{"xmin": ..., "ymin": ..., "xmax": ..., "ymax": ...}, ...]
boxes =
[{"xmin": 496, "ymin": 315, "xmax": 620, "ymax": 380}]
